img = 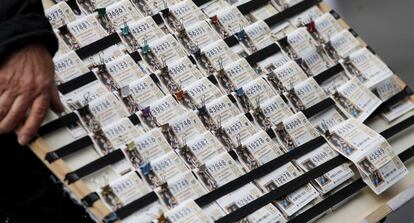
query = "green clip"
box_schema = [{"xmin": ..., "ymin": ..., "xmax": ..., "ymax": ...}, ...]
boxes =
[
  {"xmin": 121, "ymin": 25, "xmax": 130, "ymax": 35},
  {"xmin": 141, "ymin": 40, "xmax": 150, "ymax": 54},
  {"xmin": 95, "ymin": 8, "xmax": 106, "ymax": 16}
]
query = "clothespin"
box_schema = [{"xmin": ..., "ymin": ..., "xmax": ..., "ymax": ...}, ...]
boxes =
[
  {"xmin": 210, "ymin": 15, "xmax": 219, "ymax": 25},
  {"xmin": 101, "ymin": 185, "xmax": 112, "ymax": 196},
  {"xmin": 289, "ymin": 80, "xmax": 295, "ymax": 91},
  {"xmin": 307, "ymin": 21, "xmax": 316, "ymax": 33},
  {"xmin": 181, "ymin": 135, "xmax": 187, "ymax": 147},
  {"xmin": 83, "ymin": 92, "xmax": 93, "ymax": 105},
  {"xmin": 95, "ymin": 8, "xmax": 106, "ymax": 17},
  {"xmin": 141, "ymin": 106, "xmax": 151, "ymax": 118},
  {"xmin": 199, "ymin": 163, "xmax": 207, "ymax": 172},
  {"xmin": 319, "ymin": 120, "xmax": 329, "ymax": 135},
  {"xmin": 175, "ymin": 90, "xmax": 186, "ymax": 101},
  {"xmin": 253, "ymin": 96, "xmax": 261, "ymax": 114},
  {"xmin": 141, "ymin": 38, "xmax": 150, "ymax": 54},
  {"xmin": 68, "ymin": 99, "xmax": 81, "ymax": 111},
  {"xmin": 160, "ymin": 181, "xmax": 169, "ymax": 190},
  {"xmin": 276, "ymin": 122, "xmax": 284, "ymax": 131},
  {"xmin": 192, "ymin": 42, "xmax": 201, "ymax": 58},
  {"xmin": 120, "ymin": 21, "xmax": 130, "ymax": 36},
  {"xmin": 120, "ymin": 85, "xmax": 130, "ymax": 98},
  {"xmin": 217, "ymin": 57, "xmax": 225, "ymax": 75},
  {"xmin": 236, "ymin": 134, "xmax": 242, "ymax": 149},
  {"xmin": 126, "ymin": 141, "xmax": 136, "ymax": 151},
  {"xmin": 235, "ymin": 25, "xmax": 246, "ymax": 40},
  {"xmin": 140, "ymin": 163, "xmax": 152, "ymax": 175},
  {"xmin": 236, "ymin": 88, "xmax": 244, "ymax": 97},
  {"xmin": 160, "ymin": 124, "xmax": 170, "ymax": 134},
  {"xmin": 157, "ymin": 214, "xmax": 166, "ymax": 223},
  {"xmin": 294, "ymin": 57, "xmax": 303, "ymax": 67},
  {"xmin": 176, "ymin": 19, "xmax": 185, "ymax": 34},
  {"xmin": 97, "ymin": 52, "xmax": 106, "ymax": 68},
  {"xmin": 160, "ymin": 57, "xmax": 168, "ymax": 74},
  {"xmin": 198, "ymin": 97, "xmax": 208, "ymax": 115}
]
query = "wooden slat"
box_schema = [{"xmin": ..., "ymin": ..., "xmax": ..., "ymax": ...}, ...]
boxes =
[{"xmin": 30, "ymin": 138, "xmax": 112, "ymax": 220}]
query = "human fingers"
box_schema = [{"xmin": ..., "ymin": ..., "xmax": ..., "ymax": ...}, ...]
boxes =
[
  {"xmin": 49, "ymin": 84, "xmax": 65, "ymax": 113},
  {"xmin": 0, "ymin": 95, "xmax": 31, "ymax": 134},
  {"xmin": 17, "ymin": 94, "xmax": 50, "ymax": 145},
  {"xmin": 0, "ymin": 90, "xmax": 15, "ymax": 121}
]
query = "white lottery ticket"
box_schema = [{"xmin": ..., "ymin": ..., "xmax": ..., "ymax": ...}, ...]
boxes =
[
  {"xmin": 260, "ymin": 96, "xmax": 294, "ymax": 126},
  {"xmin": 334, "ymin": 78, "xmax": 382, "ymax": 121},
  {"xmin": 348, "ymin": 47, "xmax": 393, "ymax": 88},
  {"xmin": 165, "ymin": 200, "xmax": 212, "ymax": 223},
  {"xmin": 67, "ymin": 14, "xmax": 108, "ymax": 47},
  {"xmin": 223, "ymin": 58, "xmax": 257, "ymax": 89},
  {"xmin": 54, "ymin": 51, "xmax": 89, "ymax": 83}
]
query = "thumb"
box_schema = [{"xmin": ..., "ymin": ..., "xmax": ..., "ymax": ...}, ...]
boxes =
[{"xmin": 49, "ymin": 84, "xmax": 65, "ymax": 113}]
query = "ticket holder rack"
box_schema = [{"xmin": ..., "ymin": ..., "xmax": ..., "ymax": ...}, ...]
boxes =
[{"xmin": 34, "ymin": 0, "xmax": 414, "ymax": 222}]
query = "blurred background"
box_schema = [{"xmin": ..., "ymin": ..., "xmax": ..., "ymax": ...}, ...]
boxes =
[
  {"xmin": 326, "ymin": 0, "xmax": 414, "ymax": 222},
  {"xmin": 326, "ymin": 0, "xmax": 414, "ymax": 88}
]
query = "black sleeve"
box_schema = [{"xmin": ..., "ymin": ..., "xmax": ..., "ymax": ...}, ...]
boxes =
[{"xmin": 0, "ymin": 0, "xmax": 58, "ymax": 60}]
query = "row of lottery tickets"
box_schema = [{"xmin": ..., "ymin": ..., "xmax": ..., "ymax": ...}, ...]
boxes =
[{"xmin": 44, "ymin": 0, "xmax": 413, "ymax": 222}]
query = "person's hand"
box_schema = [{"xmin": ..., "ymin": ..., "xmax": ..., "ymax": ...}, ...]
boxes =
[{"xmin": 0, "ymin": 43, "xmax": 64, "ymax": 145}]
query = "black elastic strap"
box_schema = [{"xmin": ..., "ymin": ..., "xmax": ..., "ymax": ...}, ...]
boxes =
[
  {"xmin": 195, "ymin": 136, "xmax": 325, "ymax": 207},
  {"xmin": 303, "ymin": 98, "xmax": 336, "ymax": 118},
  {"xmin": 349, "ymin": 28, "xmax": 359, "ymax": 38},
  {"xmin": 45, "ymin": 136, "xmax": 93, "ymax": 163},
  {"xmin": 367, "ymin": 45, "xmax": 376, "ymax": 55},
  {"xmin": 380, "ymin": 115, "xmax": 414, "ymax": 139},
  {"xmin": 400, "ymin": 146, "xmax": 414, "ymax": 162},
  {"xmin": 371, "ymin": 87, "xmax": 413, "ymax": 118},
  {"xmin": 76, "ymin": 33, "xmax": 121, "ymax": 60},
  {"xmin": 224, "ymin": 36, "xmax": 239, "ymax": 47},
  {"xmin": 207, "ymin": 74, "xmax": 219, "ymax": 85},
  {"xmin": 64, "ymin": 149, "xmax": 125, "ymax": 184},
  {"xmin": 65, "ymin": 0, "xmax": 82, "ymax": 16},
  {"xmin": 188, "ymin": 55, "xmax": 197, "ymax": 65},
  {"xmin": 192, "ymin": 0, "xmax": 210, "ymax": 7},
  {"xmin": 129, "ymin": 51, "xmax": 142, "ymax": 63},
  {"xmin": 58, "ymin": 71, "xmax": 97, "ymax": 95},
  {"xmin": 277, "ymin": 36, "xmax": 288, "ymax": 48},
  {"xmin": 104, "ymin": 192, "xmax": 159, "ymax": 222},
  {"xmin": 330, "ymin": 10, "xmax": 341, "ymax": 19},
  {"xmin": 152, "ymin": 13, "xmax": 163, "ymax": 25},
  {"xmin": 264, "ymin": 0, "xmax": 321, "ymax": 27},
  {"xmin": 228, "ymin": 94, "xmax": 237, "ymax": 104},
  {"xmin": 245, "ymin": 43, "xmax": 281, "ymax": 66},
  {"xmin": 128, "ymin": 113, "xmax": 141, "ymax": 126},
  {"xmin": 149, "ymin": 73, "xmax": 160, "ymax": 84},
  {"xmin": 215, "ymin": 155, "xmax": 347, "ymax": 223},
  {"xmin": 228, "ymin": 150, "xmax": 238, "ymax": 161},
  {"xmin": 314, "ymin": 64, "xmax": 344, "ymax": 84},
  {"xmin": 289, "ymin": 179, "xmax": 365, "ymax": 223},
  {"xmin": 266, "ymin": 129, "xmax": 277, "ymax": 139},
  {"xmin": 245, "ymin": 112, "xmax": 254, "ymax": 122},
  {"xmin": 237, "ymin": 0, "xmax": 270, "ymax": 14},
  {"xmin": 81, "ymin": 192, "xmax": 100, "ymax": 207},
  {"xmin": 37, "ymin": 113, "xmax": 79, "ymax": 136}
]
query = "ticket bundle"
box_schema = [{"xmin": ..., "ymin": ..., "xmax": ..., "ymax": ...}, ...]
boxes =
[
  {"xmin": 42, "ymin": 0, "xmax": 414, "ymax": 222},
  {"xmin": 326, "ymin": 119, "xmax": 408, "ymax": 194}
]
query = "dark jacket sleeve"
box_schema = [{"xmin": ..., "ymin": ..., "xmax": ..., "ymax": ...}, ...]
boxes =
[{"xmin": 0, "ymin": 0, "xmax": 58, "ymax": 60}]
